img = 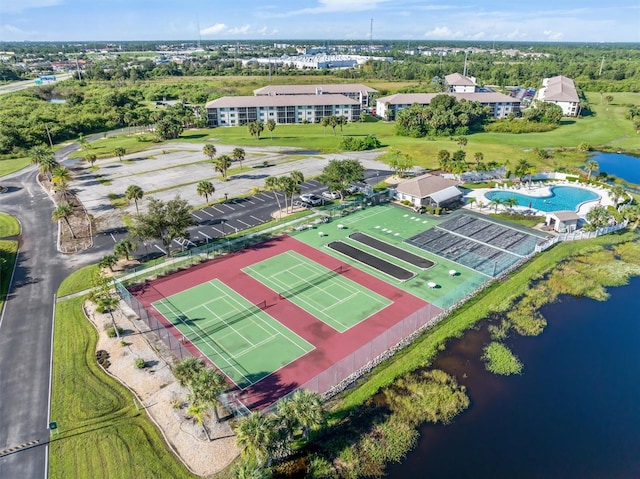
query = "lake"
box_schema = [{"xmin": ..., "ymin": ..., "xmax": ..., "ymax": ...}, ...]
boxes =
[
  {"xmin": 590, "ymin": 152, "xmax": 640, "ymax": 185},
  {"xmin": 386, "ymin": 277, "xmax": 640, "ymax": 479}
]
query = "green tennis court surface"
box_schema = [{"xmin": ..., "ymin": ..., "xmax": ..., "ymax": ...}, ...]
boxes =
[
  {"xmin": 152, "ymin": 279, "xmax": 313, "ymax": 389},
  {"xmin": 243, "ymin": 251, "xmax": 392, "ymax": 332}
]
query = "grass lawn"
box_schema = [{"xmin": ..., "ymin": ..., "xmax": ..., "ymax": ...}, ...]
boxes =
[
  {"xmin": 56, "ymin": 264, "xmax": 99, "ymax": 297},
  {"xmin": 0, "ymin": 212, "xmax": 20, "ymax": 237},
  {"xmin": 49, "ymin": 296, "xmax": 196, "ymax": 479},
  {"xmin": 0, "ymin": 156, "xmax": 30, "ymax": 177},
  {"xmin": 0, "ymin": 240, "xmax": 18, "ymax": 313}
]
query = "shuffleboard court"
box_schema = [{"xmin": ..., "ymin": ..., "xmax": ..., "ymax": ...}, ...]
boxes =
[
  {"xmin": 242, "ymin": 250, "xmax": 392, "ymax": 332},
  {"xmin": 327, "ymin": 241, "xmax": 416, "ymax": 281},
  {"xmin": 152, "ymin": 279, "xmax": 313, "ymax": 389},
  {"xmin": 348, "ymin": 232, "xmax": 435, "ymax": 269}
]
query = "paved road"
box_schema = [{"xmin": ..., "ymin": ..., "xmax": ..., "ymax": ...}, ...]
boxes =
[
  {"xmin": 0, "ymin": 73, "xmax": 74, "ymax": 96},
  {"xmin": 0, "ymin": 167, "xmax": 98, "ymax": 478}
]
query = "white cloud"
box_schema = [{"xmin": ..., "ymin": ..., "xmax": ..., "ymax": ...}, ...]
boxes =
[
  {"xmin": 544, "ymin": 30, "xmax": 564, "ymax": 41},
  {"xmin": 1, "ymin": 24, "xmax": 23, "ymax": 33},
  {"xmin": 200, "ymin": 23, "xmax": 227, "ymax": 35},
  {"xmin": 423, "ymin": 26, "xmax": 462, "ymax": 39},
  {"xmin": 277, "ymin": 0, "xmax": 389, "ymax": 17},
  {"xmin": 228, "ymin": 24, "xmax": 251, "ymax": 35},
  {"xmin": 0, "ymin": 0, "xmax": 62, "ymax": 14}
]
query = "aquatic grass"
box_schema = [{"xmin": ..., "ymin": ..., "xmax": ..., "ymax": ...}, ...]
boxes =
[{"xmin": 482, "ymin": 342, "xmax": 523, "ymax": 375}]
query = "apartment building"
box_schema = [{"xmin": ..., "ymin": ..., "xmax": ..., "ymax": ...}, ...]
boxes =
[
  {"xmin": 535, "ymin": 75, "xmax": 580, "ymax": 117},
  {"xmin": 253, "ymin": 83, "xmax": 377, "ymax": 108},
  {"xmin": 205, "ymin": 94, "xmax": 360, "ymax": 127}
]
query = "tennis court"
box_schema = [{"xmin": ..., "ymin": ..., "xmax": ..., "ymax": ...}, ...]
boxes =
[
  {"xmin": 242, "ymin": 250, "xmax": 392, "ymax": 332},
  {"xmin": 151, "ymin": 279, "xmax": 313, "ymax": 389}
]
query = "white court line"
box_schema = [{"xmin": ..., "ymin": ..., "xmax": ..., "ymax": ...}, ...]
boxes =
[
  {"xmin": 202, "ymin": 303, "xmax": 256, "ymax": 348},
  {"xmin": 153, "ymin": 299, "xmax": 249, "ymax": 386}
]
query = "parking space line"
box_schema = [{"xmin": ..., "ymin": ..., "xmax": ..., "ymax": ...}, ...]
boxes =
[
  {"xmin": 222, "ymin": 204, "xmax": 235, "ymax": 211},
  {"xmin": 211, "ymin": 226, "xmax": 224, "ymax": 235},
  {"xmin": 201, "ymin": 209, "xmax": 215, "ymax": 217},
  {"xmin": 250, "ymin": 215, "xmax": 264, "ymax": 223},
  {"xmin": 254, "ymin": 194, "xmax": 268, "ymax": 201},
  {"xmin": 192, "ymin": 213, "xmax": 203, "ymax": 221},
  {"xmin": 237, "ymin": 219, "xmax": 251, "ymax": 227},
  {"xmin": 198, "ymin": 231, "xmax": 212, "ymax": 241},
  {"xmin": 212, "ymin": 206, "xmax": 225, "ymax": 213},
  {"xmin": 231, "ymin": 200, "xmax": 246, "ymax": 208}
]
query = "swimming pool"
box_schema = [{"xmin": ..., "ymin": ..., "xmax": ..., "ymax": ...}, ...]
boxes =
[{"xmin": 484, "ymin": 186, "xmax": 599, "ymax": 212}]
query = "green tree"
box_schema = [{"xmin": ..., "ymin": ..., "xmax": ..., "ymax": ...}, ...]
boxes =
[
  {"xmin": 474, "ymin": 151, "xmax": 484, "ymax": 164},
  {"xmin": 337, "ymin": 115, "xmax": 347, "ymax": 133},
  {"xmin": 288, "ymin": 170, "xmax": 304, "ymax": 212},
  {"xmin": 514, "ymin": 158, "xmax": 533, "ymax": 184},
  {"xmin": 129, "ymin": 196, "xmax": 194, "ymax": 256},
  {"xmin": 489, "ymin": 198, "xmax": 504, "ymax": 213},
  {"xmin": 39, "ymin": 155, "xmax": 59, "ymax": 180},
  {"xmin": 197, "ymin": 180, "xmax": 215, "ymax": 204},
  {"xmin": 584, "ymin": 159, "xmax": 599, "ymax": 181},
  {"xmin": 456, "ymin": 136, "xmax": 468, "ymax": 149},
  {"xmin": 328, "ymin": 115, "xmax": 338, "ymax": 135},
  {"xmin": 114, "ymin": 147, "xmax": 126, "ymax": 162},
  {"xmin": 234, "ymin": 411, "xmax": 278, "ymax": 464},
  {"xmin": 29, "ymin": 144, "xmax": 53, "ymax": 167},
  {"xmin": 608, "ymin": 184, "xmax": 626, "ymax": 206},
  {"xmin": 253, "ymin": 121, "xmax": 264, "ymax": 140},
  {"xmin": 155, "ymin": 117, "xmax": 183, "ymax": 140},
  {"xmin": 318, "ymin": 159, "xmax": 365, "ymax": 200},
  {"xmin": 89, "ymin": 269, "xmax": 121, "ymax": 337},
  {"xmin": 84, "ymin": 152, "xmax": 98, "ymax": 168},
  {"xmin": 279, "ymin": 389, "xmax": 325, "ymax": 440},
  {"xmin": 114, "ymin": 239, "xmax": 134, "ymax": 261},
  {"xmin": 232, "ymin": 147, "xmax": 246, "ymax": 169},
  {"xmin": 52, "ymin": 202, "xmax": 75, "ymax": 239},
  {"xmin": 320, "ymin": 116, "xmax": 329, "ymax": 135},
  {"xmin": 51, "ymin": 165, "xmax": 72, "ymax": 200},
  {"xmin": 99, "ymin": 254, "xmax": 118, "ymax": 272},
  {"xmin": 173, "ymin": 357, "xmax": 205, "ymax": 387},
  {"xmin": 266, "ymin": 119, "xmax": 276, "ymax": 140},
  {"xmin": 265, "ymin": 176, "xmax": 284, "ymax": 218},
  {"xmin": 437, "ymin": 150, "xmax": 451, "ymax": 172},
  {"xmin": 585, "ymin": 205, "xmax": 610, "ymax": 230},
  {"xmin": 203, "ymin": 144, "xmax": 217, "ymax": 161},
  {"xmin": 125, "ymin": 184, "xmax": 144, "ymax": 214},
  {"xmin": 213, "ymin": 155, "xmax": 232, "ymax": 180},
  {"xmin": 504, "ymin": 197, "xmax": 519, "ymax": 211}
]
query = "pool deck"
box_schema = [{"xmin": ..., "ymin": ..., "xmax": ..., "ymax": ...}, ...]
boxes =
[{"xmin": 463, "ymin": 181, "xmax": 614, "ymax": 216}]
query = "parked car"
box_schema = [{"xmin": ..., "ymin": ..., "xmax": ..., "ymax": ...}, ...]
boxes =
[
  {"xmin": 346, "ymin": 184, "xmax": 360, "ymax": 194},
  {"xmin": 299, "ymin": 194, "xmax": 324, "ymax": 206},
  {"xmin": 322, "ymin": 190, "xmax": 341, "ymax": 200}
]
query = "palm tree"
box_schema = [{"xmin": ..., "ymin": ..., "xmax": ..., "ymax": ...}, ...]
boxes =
[
  {"xmin": 474, "ymin": 152, "xmax": 484, "ymax": 164},
  {"xmin": 39, "ymin": 155, "xmax": 59, "ymax": 180},
  {"xmin": 285, "ymin": 389, "xmax": 325, "ymax": 440},
  {"xmin": 265, "ymin": 176, "xmax": 283, "ymax": 218},
  {"xmin": 29, "ymin": 144, "xmax": 52, "ymax": 166},
  {"xmin": 213, "ymin": 155, "xmax": 232, "ymax": 180},
  {"xmin": 337, "ymin": 115, "xmax": 347, "ymax": 133},
  {"xmin": 437, "ymin": 150, "xmax": 451, "ymax": 171},
  {"xmin": 489, "ymin": 198, "xmax": 504, "ymax": 213},
  {"xmin": 234, "ymin": 411, "xmax": 277, "ymax": 464},
  {"xmin": 504, "ymin": 197, "xmax": 519, "ymax": 211},
  {"xmin": 266, "ymin": 119, "xmax": 276, "ymax": 140},
  {"xmin": 232, "ymin": 147, "xmax": 246, "ymax": 169},
  {"xmin": 203, "ymin": 144, "xmax": 217, "ymax": 161},
  {"xmin": 51, "ymin": 165, "xmax": 72, "ymax": 200},
  {"xmin": 288, "ymin": 171, "xmax": 304, "ymax": 211},
  {"xmin": 514, "ymin": 158, "xmax": 533, "ymax": 185},
  {"xmin": 608, "ymin": 184, "xmax": 626, "ymax": 206},
  {"xmin": 186, "ymin": 402, "xmax": 209, "ymax": 426},
  {"xmin": 456, "ymin": 136, "xmax": 468, "ymax": 149},
  {"xmin": 125, "ymin": 185, "xmax": 144, "ymax": 214},
  {"xmin": 197, "ymin": 180, "xmax": 215, "ymax": 204},
  {"xmin": 173, "ymin": 357, "xmax": 205, "ymax": 387},
  {"xmin": 328, "ymin": 115, "xmax": 338, "ymax": 135},
  {"xmin": 584, "ymin": 159, "xmax": 599, "ymax": 181},
  {"xmin": 99, "ymin": 254, "xmax": 118, "ymax": 272},
  {"xmin": 52, "ymin": 202, "xmax": 75, "ymax": 239},
  {"xmin": 84, "ymin": 153, "xmax": 97, "ymax": 168},
  {"xmin": 320, "ymin": 116, "xmax": 329, "ymax": 135},
  {"xmin": 114, "ymin": 239, "xmax": 134, "ymax": 261},
  {"xmin": 188, "ymin": 368, "xmax": 227, "ymax": 422},
  {"xmin": 114, "ymin": 147, "xmax": 126, "ymax": 162}
]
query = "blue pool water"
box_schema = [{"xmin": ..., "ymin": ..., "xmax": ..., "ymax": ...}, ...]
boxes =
[{"xmin": 484, "ymin": 186, "xmax": 599, "ymax": 212}]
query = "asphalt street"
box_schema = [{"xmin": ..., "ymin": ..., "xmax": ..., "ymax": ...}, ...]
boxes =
[{"xmin": 0, "ymin": 167, "xmax": 99, "ymax": 478}]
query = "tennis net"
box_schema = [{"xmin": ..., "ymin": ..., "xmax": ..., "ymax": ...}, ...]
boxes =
[{"xmin": 278, "ymin": 265, "xmax": 344, "ymax": 300}]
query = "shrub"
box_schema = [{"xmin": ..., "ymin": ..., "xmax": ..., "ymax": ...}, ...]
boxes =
[
  {"xmin": 105, "ymin": 326, "xmax": 123, "ymax": 338},
  {"xmin": 134, "ymin": 357, "xmax": 146, "ymax": 369}
]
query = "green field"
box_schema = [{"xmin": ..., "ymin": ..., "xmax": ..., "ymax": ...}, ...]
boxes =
[
  {"xmin": 0, "ymin": 212, "xmax": 20, "ymax": 237},
  {"xmin": 243, "ymin": 250, "xmax": 392, "ymax": 332},
  {"xmin": 152, "ymin": 279, "xmax": 313, "ymax": 388}
]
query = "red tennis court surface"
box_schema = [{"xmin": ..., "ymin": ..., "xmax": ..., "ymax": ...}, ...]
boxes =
[{"xmin": 132, "ymin": 235, "xmax": 440, "ymax": 409}]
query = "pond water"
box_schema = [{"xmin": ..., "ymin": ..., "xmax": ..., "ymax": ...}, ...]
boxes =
[
  {"xmin": 386, "ymin": 277, "xmax": 640, "ymax": 479},
  {"xmin": 484, "ymin": 185, "xmax": 599, "ymax": 212},
  {"xmin": 589, "ymin": 152, "xmax": 640, "ymax": 185}
]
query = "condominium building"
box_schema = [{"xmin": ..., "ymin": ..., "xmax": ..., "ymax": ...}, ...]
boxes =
[
  {"xmin": 535, "ymin": 75, "xmax": 580, "ymax": 117},
  {"xmin": 376, "ymin": 92, "xmax": 521, "ymax": 120},
  {"xmin": 253, "ymin": 83, "xmax": 377, "ymax": 107},
  {"xmin": 445, "ymin": 72, "xmax": 479, "ymax": 93},
  {"xmin": 205, "ymin": 94, "xmax": 360, "ymax": 127}
]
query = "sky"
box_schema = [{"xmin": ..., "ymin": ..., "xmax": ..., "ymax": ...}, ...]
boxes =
[{"xmin": 0, "ymin": 0, "xmax": 639, "ymax": 43}]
